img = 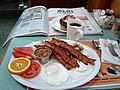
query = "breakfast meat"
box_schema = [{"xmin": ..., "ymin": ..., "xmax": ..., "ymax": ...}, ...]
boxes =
[
  {"xmin": 51, "ymin": 38, "xmax": 95, "ymax": 65},
  {"xmin": 45, "ymin": 41, "xmax": 79, "ymax": 68},
  {"xmin": 59, "ymin": 15, "xmax": 76, "ymax": 31},
  {"xmin": 53, "ymin": 51, "xmax": 73, "ymax": 70},
  {"xmin": 34, "ymin": 45, "xmax": 46, "ymax": 48}
]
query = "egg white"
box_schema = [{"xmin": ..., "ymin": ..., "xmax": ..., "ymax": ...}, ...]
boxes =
[
  {"xmin": 40, "ymin": 60, "xmax": 92, "ymax": 86},
  {"xmin": 40, "ymin": 62, "xmax": 68, "ymax": 86},
  {"xmin": 69, "ymin": 61, "xmax": 92, "ymax": 83}
]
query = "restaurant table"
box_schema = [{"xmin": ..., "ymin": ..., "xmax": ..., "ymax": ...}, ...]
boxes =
[{"xmin": 0, "ymin": 26, "xmax": 120, "ymax": 90}]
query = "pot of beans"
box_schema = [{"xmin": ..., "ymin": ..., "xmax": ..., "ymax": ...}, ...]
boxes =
[{"xmin": 34, "ymin": 46, "xmax": 52, "ymax": 64}]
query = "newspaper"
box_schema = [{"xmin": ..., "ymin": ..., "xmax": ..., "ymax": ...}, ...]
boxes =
[{"xmin": 3, "ymin": 6, "xmax": 102, "ymax": 47}]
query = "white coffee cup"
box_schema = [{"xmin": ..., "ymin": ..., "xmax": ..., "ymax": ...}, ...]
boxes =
[{"xmin": 67, "ymin": 19, "xmax": 84, "ymax": 41}]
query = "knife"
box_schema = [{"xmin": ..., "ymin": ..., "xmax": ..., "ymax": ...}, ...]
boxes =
[{"xmin": 108, "ymin": 43, "xmax": 120, "ymax": 58}]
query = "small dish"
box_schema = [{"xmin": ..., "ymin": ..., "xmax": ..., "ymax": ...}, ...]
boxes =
[{"xmin": 34, "ymin": 46, "xmax": 52, "ymax": 64}]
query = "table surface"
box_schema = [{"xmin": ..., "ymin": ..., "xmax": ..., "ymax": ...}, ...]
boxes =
[
  {"xmin": 0, "ymin": 15, "xmax": 19, "ymax": 63},
  {"xmin": 0, "ymin": 31, "xmax": 120, "ymax": 90},
  {"xmin": 0, "ymin": 12, "xmax": 120, "ymax": 90}
]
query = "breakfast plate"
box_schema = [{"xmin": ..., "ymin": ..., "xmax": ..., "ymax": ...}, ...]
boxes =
[
  {"xmin": 9, "ymin": 39, "xmax": 100, "ymax": 89},
  {"xmin": 51, "ymin": 16, "xmax": 82, "ymax": 33},
  {"xmin": 51, "ymin": 16, "xmax": 67, "ymax": 33}
]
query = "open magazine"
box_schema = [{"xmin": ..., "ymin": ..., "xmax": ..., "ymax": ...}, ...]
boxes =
[{"xmin": 3, "ymin": 6, "xmax": 102, "ymax": 46}]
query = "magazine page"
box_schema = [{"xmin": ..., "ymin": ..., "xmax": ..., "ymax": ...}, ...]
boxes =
[
  {"xmin": 3, "ymin": 6, "xmax": 49, "ymax": 47},
  {"xmin": 48, "ymin": 7, "xmax": 103, "ymax": 36}
]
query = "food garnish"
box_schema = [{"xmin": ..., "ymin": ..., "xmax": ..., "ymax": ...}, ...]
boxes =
[
  {"xmin": 21, "ymin": 60, "xmax": 40, "ymax": 78},
  {"xmin": 12, "ymin": 47, "xmax": 34, "ymax": 59},
  {"xmin": 8, "ymin": 58, "xmax": 31, "ymax": 75},
  {"xmin": 8, "ymin": 58, "xmax": 41, "ymax": 78},
  {"xmin": 12, "ymin": 51, "xmax": 32, "ymax": 59}
]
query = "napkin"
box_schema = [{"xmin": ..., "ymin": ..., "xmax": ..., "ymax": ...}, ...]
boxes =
[{"xmin": 99, "ymin": 38, "xmax": 120, "ymax": 65}]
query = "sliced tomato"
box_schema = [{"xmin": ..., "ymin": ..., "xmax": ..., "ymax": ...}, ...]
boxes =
[
  {"xmin": 13, "ymin": 47, "xmax": 34, "ymax": 58},
  {"xmin": 12, "ymin": 51, "xmax": 32, "ymax": 58},
  {"xmin": 21, "ymin": 61, "xmax": 40, "ymax": 79}
]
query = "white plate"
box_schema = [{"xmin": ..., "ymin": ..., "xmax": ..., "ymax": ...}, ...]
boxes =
[
  {"xmin": 10, "ymin": 39, "xmax": 100, "ymax": 89},
  {"xmin": 51, "ymin": 16, "xmax": 67, "ymax": 33},
  {"xmin": 51, "ymin": 16, "xmax": 81, "ymax": 33}
]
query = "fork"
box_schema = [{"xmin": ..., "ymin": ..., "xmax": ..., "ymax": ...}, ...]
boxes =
[{"xmin": 92, "ymin": 40, "xmax": 101, "ymax": 50}]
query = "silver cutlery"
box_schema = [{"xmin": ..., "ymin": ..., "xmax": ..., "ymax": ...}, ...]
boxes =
[{"xmin": 92, "ymin": 40, "xmax": 101, "ymax": 50}]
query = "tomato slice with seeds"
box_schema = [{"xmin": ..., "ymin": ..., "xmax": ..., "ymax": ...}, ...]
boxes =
[{"xmin": 21, "ymin": 60, "xmax": 40, "ymax": 79}]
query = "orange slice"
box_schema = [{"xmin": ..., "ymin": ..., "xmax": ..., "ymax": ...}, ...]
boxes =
[{"xmin": 8, "ymin": 58, "xmax": 31, "ymax": 75}]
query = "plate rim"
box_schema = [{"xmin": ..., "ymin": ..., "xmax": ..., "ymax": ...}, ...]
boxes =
[
  {"xmin": 51, "ymin": 16, "xmax": 67, "ymax": 33},
  {"xmin": 10, "ymin": 39, "xmax": 101, "ymax": 89}
]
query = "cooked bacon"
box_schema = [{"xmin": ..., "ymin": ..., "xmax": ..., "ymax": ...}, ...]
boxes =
[
  {"xmin": 45, "ymin": 41, "xmax": 79, "ymax": 68},
  {"xmin": 53, "ymin": 51, "xmax": 73, "ymax": 70},
  {"xmin": 51, "ymin": 38, "xmax": 95, "ymax": 65},
  {"xmin": 34, "ymin": 45, "xmax": 46, "ymax": 48},
  {"xmin": 63, "ymin": 48, "xmax": 73, "ymax": 56}
]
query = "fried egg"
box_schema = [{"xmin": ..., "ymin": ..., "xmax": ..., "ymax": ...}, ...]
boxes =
[
  {"xmin": 69, "ymin": 61, "xmax": 92, "ymax": 83},
  {"xmin": 76, "ymin": 61, "xmax": 88, "ymax": 72},
  {"xmin": 40, "ymin": 62, "xmax": 68, "ymax": 86}
]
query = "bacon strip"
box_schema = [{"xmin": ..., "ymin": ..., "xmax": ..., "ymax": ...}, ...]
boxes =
[
  {"xmin": 51, "ymin": 38, "xmax": 95, "ymax": 65},
  {"xmin": 53, "ymin": 51, "xmax": 73, "ymax": 70},
  {"xmin": 45, "ymin": 41, "xmax": 79, "ymax": 68}
]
